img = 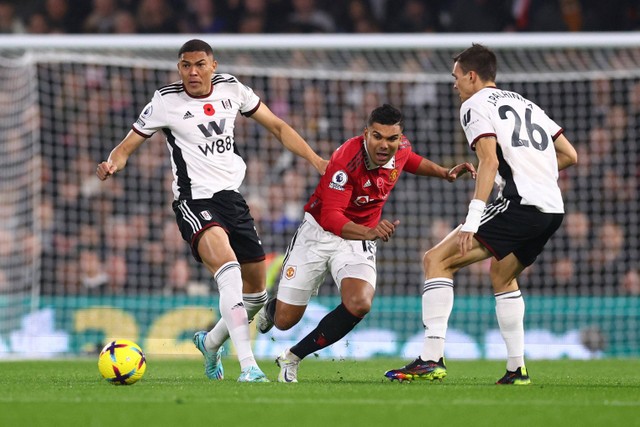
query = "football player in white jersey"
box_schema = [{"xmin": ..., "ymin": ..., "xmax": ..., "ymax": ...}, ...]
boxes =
[
  {"xmin": 385, "ymin": 44, "xmax": 578, "ymax": 385},
  {"xmin": 97, "ymin": 39, "xmax": 327, "ymax": 382}
]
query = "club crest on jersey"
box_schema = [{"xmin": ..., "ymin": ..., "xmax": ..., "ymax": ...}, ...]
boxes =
[
  {"xmin": 329, "ymin": 170, "xmax": 348, "ymax": 191},
  {"xmin": 199, "ymin": 210, "xmax": 212, "ymax": 220},
  {"xmin": 389, "ymin": 169, "xmax": 398, "ymax": 182},
  {"xmin": 141, "ymin": 105, "xmax": 153, "ymax": 118},
  {"xmin": 221, "ymin": 99, "xmax": 232, "ymax": 109},
  {"xmin": 285, "ymin": 266, "xmax": 296, "ymax": 280}
]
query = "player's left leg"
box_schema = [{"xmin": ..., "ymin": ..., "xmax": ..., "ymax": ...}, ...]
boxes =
[
  {"xmin": 490, "ymin": 254, "xmax": 530, "ymax": 385},
  {"xmin": 203, "ymin": 260, "xmax": 268, "ymax": 356},
  {"xmin": 277, "ymin": 277, "xmax": 373, "ymax": 383}
]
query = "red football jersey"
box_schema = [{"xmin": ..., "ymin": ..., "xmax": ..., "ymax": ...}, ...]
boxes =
[{"xmin": 305, "ymin": 135, "xmax": 423, "ymax": 237}]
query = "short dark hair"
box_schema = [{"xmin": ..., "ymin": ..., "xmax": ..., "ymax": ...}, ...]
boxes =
[
  {"xmin": 367, "ymin": 104, "xmax": 404, "ymax": 129},
  {"xmin": 453, "ymin": 43, "xmax": 497, "ymax": 82},
  {"xmin": 178, "ymin": 39, "xmax": 214, "ymax": 58}
]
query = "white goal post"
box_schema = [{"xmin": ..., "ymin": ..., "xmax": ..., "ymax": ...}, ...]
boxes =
[{"xmin": 0, "ymin": 33, "xmax": 637, "ymax": 359}]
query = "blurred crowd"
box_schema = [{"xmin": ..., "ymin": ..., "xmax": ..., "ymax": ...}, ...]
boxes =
[
  {"xmin": 0, "ymin": 0, "xmax": 638, "ymax": 300},
  {"xmin": 1, "ymin": 0, "xmax": 640, "ymax": 35},
  {"xmin": 2, "ymin": 63, "xmax": 629, "ymax": 298}
]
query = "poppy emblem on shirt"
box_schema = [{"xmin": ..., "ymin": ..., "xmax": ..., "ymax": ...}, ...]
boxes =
[
  {"xmin": 285, "ymin": 266, "xmax": 296, "ymax": 279},
  {"xmin": 203, "ymin": 104, "xmax": 215, "ymax": 116},
  {"xmin": 376, "ymin": 177, "xmax": 384, "ymax": 188},
  {"xmin": 389, "ymin": 169, "xmax": 398, "ymax": 182}
]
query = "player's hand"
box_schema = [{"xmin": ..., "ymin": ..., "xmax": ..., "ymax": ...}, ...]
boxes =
[
  {"xmin": 457, "ymin": 230, "xmax": 475, "ymax": 256},
  {"xmin": 96, "ymin": 161, "xmax": 117, "ymax": 181},
  {"xmin": 368, "ymin": 219, "xmax": 400, "ymax": 242},
  {"xmin": 446, "ymin": 162, "xmax": 477, "ymax": 182}
]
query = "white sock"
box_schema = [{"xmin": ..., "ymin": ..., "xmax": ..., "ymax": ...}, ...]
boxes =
[
  {"xmin": 214, "ymin": 261, "xmax": 256, "ymax": 370},
  {"xmin": 495, "ymin": 290, "xmax": 525, "ymax": 371},
  {"xmin": 420, "ymin": 278, "xmax": 454, "ymax": 362},
  {"xmin": 204, "ymin": 290, "xmax": 268, "ymax": 353}
]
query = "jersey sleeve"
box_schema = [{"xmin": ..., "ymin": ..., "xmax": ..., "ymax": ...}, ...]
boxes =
[
  {"xmin": 235, "ymin": 78, "xmax": 261, "ymax": 116},
  {"xmin": 317, "ymin": 161, "xmax": 354, "ymax": 237},
  {"xmin": 403, "ymin": 151, "xmax": 423, "ymax": 174},
  {"xmin": 538, "ymin": 107, "xmax": 563, "ymax": 139},
  {"xmin": 460, "ymin": 99, "xmax": 495, "ymax": 151},
  {"xmin": 132, "ymin": 91, "xmax": 167, "ymax": 138}
]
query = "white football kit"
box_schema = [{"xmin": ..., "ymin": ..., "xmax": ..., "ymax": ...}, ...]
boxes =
[
  {"xmin": 132, "ymin": 73, "xmax": 261, "ymax": 201},
  {"xmin": 460, "ymin": 87, "xmax": 564, "ymax": 213}
]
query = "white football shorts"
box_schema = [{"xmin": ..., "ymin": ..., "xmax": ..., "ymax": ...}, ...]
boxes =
[{"xmin": 276, "ymin": 213, "xmax": 377, "ymax": 306}]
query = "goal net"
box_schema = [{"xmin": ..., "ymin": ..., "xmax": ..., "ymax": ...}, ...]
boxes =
[{"xmin": 0, "ymin": 34, "xmax": 637, "ymax": 359}]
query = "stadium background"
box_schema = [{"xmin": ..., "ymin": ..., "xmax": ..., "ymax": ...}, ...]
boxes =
[{"xmin": 0, "ymin": 0, "xmax": 638, "ymax": 360}]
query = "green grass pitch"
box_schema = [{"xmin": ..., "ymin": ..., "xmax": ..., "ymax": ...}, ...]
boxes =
[{"xmin": 1, "ymin": 358, "xmax": 639, "ymax": 427}]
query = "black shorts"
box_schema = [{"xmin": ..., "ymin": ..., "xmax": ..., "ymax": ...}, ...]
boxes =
[
  {"xmin": 172, "ymin": 191, "xmax": 265, "ymax": 264},
  {"xmin": 475, "ymin": 197, "xmax": 564, "ymax": 267}
]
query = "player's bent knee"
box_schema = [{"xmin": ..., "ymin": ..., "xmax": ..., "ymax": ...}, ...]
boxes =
[
  {"xmin": 343, "ymin": 297, "xmax": 372, "ymax": 318},
  {"xmin": 274, "ymin": 306, "xmax": 305, "ymax": 330},
  {"xmin": 423, "ymin": 248, "xmax": 443, "ymax": 272}
]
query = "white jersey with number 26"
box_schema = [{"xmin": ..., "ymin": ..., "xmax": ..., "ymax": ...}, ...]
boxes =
[
  {"xmin": 132, "ymin": 73, "xmax": 260, "ymax": 201},
  {"xmin": 460, "ymin": 87, "xmax": 564, "ymax": 213}
]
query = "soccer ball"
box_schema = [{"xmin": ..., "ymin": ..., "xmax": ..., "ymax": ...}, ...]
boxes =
[{"xmin": 98, "ymin": 339, "xmax": 147, "ymax": 385}]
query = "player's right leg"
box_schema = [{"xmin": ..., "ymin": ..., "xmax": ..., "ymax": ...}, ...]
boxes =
[
  {"xmin": 198, "ymin": 227, "xmax": 267, "ymax": 382},
  {"xmin": 385, "ymin": 225, "xmax": 490, "ymax": 382}
]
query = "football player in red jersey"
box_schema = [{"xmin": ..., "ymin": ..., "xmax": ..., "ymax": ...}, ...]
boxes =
[{"xmin": 256, "ymin": 104, "xmax": 476, "ymax": 382}]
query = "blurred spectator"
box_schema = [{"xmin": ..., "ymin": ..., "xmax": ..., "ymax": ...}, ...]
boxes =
[
  {"xmin": 180, "ymin": 0, "xmax": 228, "ymax": 33},
  {"xmin": 112, "ymin": 9, "xmax": 138, "ymax": 33},
  {"xmin": 621, "ymin": 269, "xmax": 640, "ymax": 295},
  {"xmin": 385, "ymin": 0, "xmax": 439, "ymax": 33},
  {"xmin": 0, "ymin": 1, "xmax": 25, "ymax": 33},
  {"xmin": 83, "ymin": 0, "xmax": 119, "ymax": 33},
  {"xmin": 513, "ymin": 0, "xmax": 571, "ymax": 32},
  {"xmin": 78, "ymin": 246, "xmax": 109, "ymax": 294},
  {"xmin": 337, "ymin": 0, "xmax": 380, "ymax": 33},
  {"xmin": 445, "ymin": 0, "xmax": 514, "ymax": 32},
  {"xmin": 136, "ymin": 0, "xmax": 179, "ymax": 33},
  {"xmin": 38, "ymin": 0, "xmax": 89, "ymax": 33},
  {"xmin": 285, "ymin": 0, "xmax": 336, "ymax": 32},
  {"xmin": 164, "ymin": 258, "xmax": 208, "ymax": 295},
  {"xmin": 26, "ymin": 12, "xmax": 49, "ymax": 33}
]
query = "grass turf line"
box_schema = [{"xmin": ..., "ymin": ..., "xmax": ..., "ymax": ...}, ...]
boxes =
[{"xmin": 1, "ymin": 358, "xmax": 639, "ymax": 427}]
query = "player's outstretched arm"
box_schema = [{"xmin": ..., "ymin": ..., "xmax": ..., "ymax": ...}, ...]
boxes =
[
  {"xmin": 554, "ymin": 134, "xmax": 578, "ymax": 171},
  {"xmin": 96, "ymin": 130, "xmax": 147, "ymax": 181},
  {"xmin": 250, "ymin": 102, "xmax": 328, "ymax": 175},
  {"xmin": 446, "ymin": 162, "xmax": 477, "ymax": 182},
  {"xmin": 414, "ymin": 158, "xmax": 476, "ymax": 181}
]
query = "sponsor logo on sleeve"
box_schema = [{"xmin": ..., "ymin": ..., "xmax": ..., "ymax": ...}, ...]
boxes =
[
  {"xmin": 462, "ymin": 109, "xmax": 471, "ymax": 127},
  {"xmin": 141, "ymin": 105, "xmax": 153, "ymax": 118},
  {"xmin": 329, "ymin": 170, "xmax": 348, "ymax": 191}
]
